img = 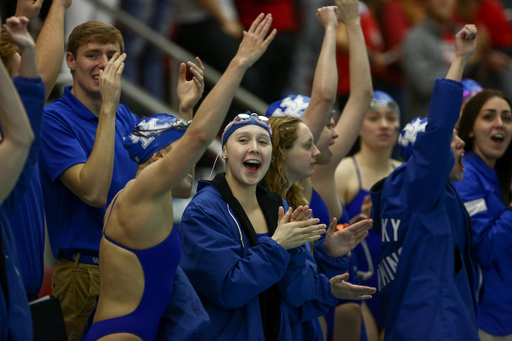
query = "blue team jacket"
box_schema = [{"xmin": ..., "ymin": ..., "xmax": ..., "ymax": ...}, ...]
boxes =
[
  {"xmin": 452, "ymin": 151, "xmax": 512, "ymax": 336},
  {"xmin": 370, "ymin": 79, "xmax": 479, "ymax": 341},
  {"xmin": 179, "ymin": 180, "xmax": 338, "ymax": 340},
  {"xmin": 0, "ymin": 77, "xmax": 45, "ymax": 341}
]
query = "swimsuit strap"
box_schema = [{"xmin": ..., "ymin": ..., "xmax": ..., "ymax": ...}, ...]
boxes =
[
  {"xmin": 351, "ymin": 156, "xmax": 363, "ymax": 191},
  {"xmin": 103, "ymin": 191, "xmax": 123, "ymax": 234}
]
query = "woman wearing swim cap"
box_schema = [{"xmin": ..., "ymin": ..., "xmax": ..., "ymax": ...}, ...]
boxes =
[
  {"xmin": 453, "ymin": 90, "xmax": 512, "ymax": 341},
  {"xmin": 82, "ymin": 13, "xmax": 276, "ymax": 341},
  {"xmin": 335, "ymin": 90, "xmax": 402, "ymax": 340}
]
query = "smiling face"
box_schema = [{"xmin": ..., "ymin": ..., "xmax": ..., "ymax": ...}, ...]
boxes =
[
  {"xmin": 66, "ymin": 42, "xmax": 121, "ymax": 100},
  {"xmin": 360, "ymin": 107, "xmax": 400, "ymax": 151},
  {"xmin": 469, "ymin": 96, "xmax": 512, "ymax": 168},
  {"xmin": 315, "ymin": 118, "xmax": 339, "ymax": 165},
  {"xmin": 283, "ymin": 123, "xmax": 320, "ymax": 183},
  {"xmin": 223, "ymin": 125, "xmax": 272, "ymax": 187},
  {"xmin": 449, "ymin": 129, "xmax": 466, "ymax": 182}
]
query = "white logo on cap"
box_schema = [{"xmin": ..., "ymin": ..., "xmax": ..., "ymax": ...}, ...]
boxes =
[
  {"xmin": 272, "ymin": 95, "xmax": 309, "ymax": 118},
  {"xmin": 128, "ymin": 118, "xmax": 171, "ymax": 149}
]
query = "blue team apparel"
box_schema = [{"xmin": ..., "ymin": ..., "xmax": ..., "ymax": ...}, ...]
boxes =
[
  {"xmin": 0, "ymin": 76, "xmax": 45, "ymax": 341},
  {"xmin": 452, "ymin": 151, "xmax": 512, "ymax": 336},
  {"xmin": 370, "ymin": 79, "xmax": 479, "ymax": 341},
  {"xmin": 39, "ymin": 85, "xmax": 139, "ymax": 258},
  {"xmin": 179, "ymin": 174, "xmax": 338, "ymax": 340},
  {"xmin": 10, "ymin": 165, "xmax": 44, "ymax": 296}
]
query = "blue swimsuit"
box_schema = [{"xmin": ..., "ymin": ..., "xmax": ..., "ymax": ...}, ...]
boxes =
[
  {"xmin": 82, "ymin": 196, "xmax": 182, "ymax": 341},
  {"xmin": 346, "ymin": 156, "xmax": 385, "ymax": 331}
]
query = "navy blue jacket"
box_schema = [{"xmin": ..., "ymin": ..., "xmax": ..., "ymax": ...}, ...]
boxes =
[
  {"xmin": 0, "ymin": 76, "xmax": 45, "ymax": 340},
  {"xmin": 370, "ymin": 79, "xmax": 479, "ymax": 340},
  {"xmin": 179, "ymin": 180, "xmax": 338, "ymax": 340},
  {"xmin": 453, "ymin": 151, "xmax": 512, "ymax": 335}
]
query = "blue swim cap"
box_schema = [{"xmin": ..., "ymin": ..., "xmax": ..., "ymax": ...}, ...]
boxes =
[
  {"xmin": 369, "ymin": 91, "xmax": 400, "ymax": 115},
  {"xmin": 221, "ymin": 111, "xmax": 272, "ymax": 148},
  {"xmin": 123, "ymin": 113, "xmax": 190, "ymax": 164},
  {"xmin": 398, "ymin": 117, "xmax": 428, "ymax": 161},
  {"xmin": 266, "ymin": 94, "xmax": 311, "ymax": 118},
  {"xmin": 462, "ymin": 79, "xmax": 483, "ymax": 101}
]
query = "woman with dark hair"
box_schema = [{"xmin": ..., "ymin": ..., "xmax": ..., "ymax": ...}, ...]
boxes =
[{"xmin": 452, "ymin": 89, "xmax": 512, "ymax": 341}]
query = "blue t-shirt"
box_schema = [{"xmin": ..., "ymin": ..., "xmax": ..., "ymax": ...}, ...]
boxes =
[{"xmin": 39, "ymin": 86, "xmax": 139, "ymax": 258}]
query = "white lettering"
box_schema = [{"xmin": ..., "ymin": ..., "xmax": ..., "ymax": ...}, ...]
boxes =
[
  {"xmin": 391, "ymin": 219, "xmax": 401, "ymax": 242},
  {"xmin": 381, "ymin": 218, "xmax": 390, "ymax": 242}
]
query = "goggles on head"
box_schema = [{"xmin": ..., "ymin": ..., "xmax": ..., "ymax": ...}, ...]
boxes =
[
  {"xmin": 369, "ymin": 99, "xmax": 400, "ymax": 113},
  {"xmin": 222, "ymin": 112, "xmax": 272, "ymax": 147}
]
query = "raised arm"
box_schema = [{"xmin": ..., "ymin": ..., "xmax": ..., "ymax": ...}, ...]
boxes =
[
  {"xmin": 34, "ymin": 0, "xmax": 71, "ymax": 100},
  {"xmin": 330, "ymin": 0, "xmax": 373, "ymax": 165},
  {"xmin": 300, "ymin": 6, "xmax": 338, "ymax": 141},
  {"xmin": 0, "ymin": 36, "xmax": 34, "ymax": 205},
  {"xmin": 130, "ymin": 14, "xmax": 276, "ymax": 200},
  {"xmin": 403, "ymin": 25, "xmax": 476, "ymax": 211},
  {"xmin": 58, "ymin": 52, "xmax": 126, "ymax": 207},
  {"xmin": 310, "ymin": 0, "xmax": 373, "ymax": 220},
  {"xmin": 3, "ymin": 16, "xmax": 37, "ymax": 78}
]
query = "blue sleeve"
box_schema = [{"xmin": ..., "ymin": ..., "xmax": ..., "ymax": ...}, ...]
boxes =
[
  {"xmin": 39, "ymin": 108, "xmax": 88, "ymax": 182},
  {"xmin": 179, "ymin": 201, "xmax": 291, "ymax": 310},
  {"xmin": 402, "ymin": 78, "xmax": 463, "ymax": 212},
  {"xmin": 277, "ymin": 242, "xmax": 338, "ymax": 317},
  {"xmin": 454, "ymin": 171, "xmax": 512, "ymax": 266},
  {"xmin": 313, "ymin": 238, "xmax": 350, "ymax": 279},
  {"xmin": 2, "ymin": 77, "xmax": 45, "ymax": 216}
]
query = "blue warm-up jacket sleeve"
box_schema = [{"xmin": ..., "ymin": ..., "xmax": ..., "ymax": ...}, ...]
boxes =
[
  {"xmin": 402, "ymin": 78, "xmax": 463, "ymax": 212},
  {"xmin": 2, "ymin": 76, "xmax": 45, "ymax": 217},
  {"xmin": 179, "ymin": 202, "xmax": 291, "ymax": 310},
  {"xmin": 456, "ymin": 170, "xmax": 512, "ymax": 266}
]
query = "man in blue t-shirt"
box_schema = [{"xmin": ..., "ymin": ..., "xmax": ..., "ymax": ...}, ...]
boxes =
[{"xmin": 39, "ymin": 21, "xmax": 138, "ymax": 341}]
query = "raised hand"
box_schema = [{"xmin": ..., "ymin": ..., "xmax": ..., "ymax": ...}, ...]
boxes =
[
  {"xmin": 316, "ymin": 6, "xmax": 338, "ymax": 29},
  {"xmin": 273, "ymin": 207, "xmax": 326, "ymax": 250},
  {"xmin": 99, "ymin": 52, "xmax": 126, "ymax": 109},
  {"xmin": 234, "ymin": 13, "xmax": 277, "ymax": 68},
  {"xmin": 330, "ymin": 273, "xmax": 376, "ymax": 300},
  {"xmin": 177, "ymin": 57, "xmax": 205, "ymax": 115},
  {"xmin": 3, "ymin": 16, "xmax": 35, "ymax": 50},
  {"xmin": 324, "ymin": 218, "xmax": 372, "ymax": 258},
  {"xmin": 15, "ymin": 0, "xmax": 44, "ymax": 21},
  {"xmin": 455, "ymin": 24, "xmax": 477, "ymax": 61},
  {"xmin": 334, "ymin": 0, "xmax": 360, "ymax": 24}
]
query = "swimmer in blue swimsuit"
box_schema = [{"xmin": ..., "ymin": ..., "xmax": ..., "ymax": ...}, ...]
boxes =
[
  {"xmin": 336, "ymin": 91, "xmax": 402, "ymax": 339},
  {"xmin": 81, "ymin": 14, "xmax": 277, "ymax": 340}
]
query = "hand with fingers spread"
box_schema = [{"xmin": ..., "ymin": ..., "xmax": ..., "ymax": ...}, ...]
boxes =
[
  {"xmin": 316, "ymin": 6, "xmax": 338, "ymax": 30},
  {"xmin": 324, "ymin": 218, "xmax": 372, "ymax": 258},
  {"xmin": 177, "ymin": 57, "xmax": 205, "ymax": 115},
  {"xmin": 272, "ymin": 207, "xmax": 326, "ymax": 250},
  {"xmin": 99, "ymin": 52, "xmax": 126, "ymax": 110},
  {"xmin": 234, "ymin": 13, "xmax": 277, "ymax": 68},
  {"xmin": 334, "ymin": 0, "xmax": 360, "ymax": 24},
  {"xmin": 3, "ymin": 16, "xmax": 35, "ymax": 50},
  {"xmin": 455, "ymin": 24, "xmax": 477, "ymax": 61},
  {"xmin": 330, "ymin": 273, "xmax": 376, "ymax": 300},
  {"xmin": 15, "ymin": 0, "xmax": 44, "ymax": 21}
]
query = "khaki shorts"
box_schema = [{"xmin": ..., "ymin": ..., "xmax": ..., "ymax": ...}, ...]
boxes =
[{"xmin": 52, "ymin": 256, "xmax": 100, "ymax": 341}]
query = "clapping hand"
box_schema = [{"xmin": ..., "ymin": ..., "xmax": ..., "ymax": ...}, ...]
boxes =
[
  {"xmin": 324, "ymin": 218, "xmax": 372, "ymax": 258},
  {"xmin": 330, "ymin": 273, "xmax": 376, "ymax": 300}
]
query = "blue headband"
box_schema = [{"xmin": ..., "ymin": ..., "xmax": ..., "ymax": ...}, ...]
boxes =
[
  {"xmin": 221, "ymin": 111, "xmax": 272, "ymax": 147},
  {"xmin": 266, "ymin": 94, "xmax": 311, "ymax": 118},
  {"xmin": 398, "ymin": 117, "xmax": 428, "ymax": 161},
  {"xmin": 123, "ymin": 113, "xmax": 189, "ymax": 164}
]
